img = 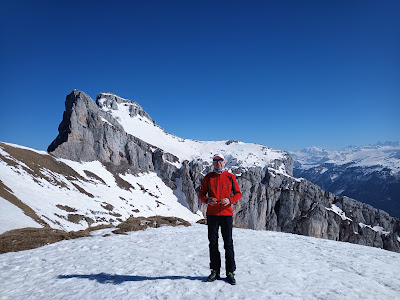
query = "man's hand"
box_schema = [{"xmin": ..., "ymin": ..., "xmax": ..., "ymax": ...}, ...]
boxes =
[
  {"xmin": 221, "ymin": 198, "xmax": 230, "ymax": 206},
  {"xmin": 207, "ymin": 197, "xmax": 218, "ymax": 205},
  {"xmin": 207, "ymin": 198, "xmax": 230, "ymax": 206}
]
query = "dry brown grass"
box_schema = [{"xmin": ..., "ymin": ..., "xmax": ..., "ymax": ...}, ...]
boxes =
[
  {"xmin": 0, "ymin": 217, "xmax": 192, "ymax": 254},
  {"xmin": 0, "ymin": 142, "xmax": 83, "ymax": 182},
  {"xmin": 0, "ymin": 224, "xmax": 114, "ymax": 254},
  {"xmin": 84, "ymin": 170, "xmax": 106, "ymax": 184},
  {"xmin": 104, "ymin": 162, "xmax": 136, "ymax": 191},
  {"xmin": 0, "ymin": 142, "xmax": 95, "ymax": 197},
  {"xmin": 112, "ymin": 216, "xmax": 191, "ymax": 234},
  {"xmin": 0, "ymin": 227, "xmax": 90, "ymax": 254}
]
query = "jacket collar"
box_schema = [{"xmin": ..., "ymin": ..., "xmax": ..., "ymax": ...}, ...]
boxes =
[{"xmin": 213, "ymin": 168, "xmax": 225, "ymax": 174}]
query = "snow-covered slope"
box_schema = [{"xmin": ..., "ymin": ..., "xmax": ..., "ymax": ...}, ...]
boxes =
[
  {"xmin": 96, "ymin": 93, "xmax": 290, "ymax": 173},
  {"xmin": 0, "ymin": 142, "xmax": 201, "ymax": 233},
  {"xmin": 0, "ymin": 197, "xmax": 42, "ymax": 232},
  {"xmin": 1, "ymin": 224, "xmax": 399, "ymax": 300}
]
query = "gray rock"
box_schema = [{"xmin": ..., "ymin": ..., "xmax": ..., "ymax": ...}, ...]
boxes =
[
  {"xmin": 187, "ymin": 162, "xmax": 399, "ymax": 252},
  {"xmin": 152, "ymin": 149, "xmax": 179, "ymax": 189},
  {"xmin": 48, "ymin": 90, "xmax": 153, "ymax": 173},
  {"xmin": 96, "ymin": 93, "xmax": 155, "ymax": 122}
]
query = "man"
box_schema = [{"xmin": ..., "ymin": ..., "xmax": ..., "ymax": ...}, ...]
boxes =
[{"xmin": 199, "ymin": 154, "xmax": 242, "ymax": 285}]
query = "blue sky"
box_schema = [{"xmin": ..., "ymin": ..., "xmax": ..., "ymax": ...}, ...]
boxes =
[{"xmin": 1, "ymin": 0, "xmax": 399, "ymax": 152}]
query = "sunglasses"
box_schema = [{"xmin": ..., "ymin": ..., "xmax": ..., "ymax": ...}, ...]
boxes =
[{"xmin": 213, "ymin": 159, "xmax": 224, "ymax": 162}]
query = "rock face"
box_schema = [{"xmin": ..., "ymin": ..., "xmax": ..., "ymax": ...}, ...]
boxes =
[
  {"xmin": 48, "ymin": 90, "xmax": 154, "ymax": 173},
  {"xmin": 48, "ymin": 90, "xmax": 400, "ymax": 252}
]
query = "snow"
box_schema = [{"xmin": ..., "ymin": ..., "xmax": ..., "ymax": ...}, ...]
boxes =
[
  {"xmin": 97, "ymin": 98, "xmax": 288, "ymax": 172},
  {"xmin": 0, "ymin": 197, "xmax": 43, "ymax": 234},
  {"xmin": 268, "ymin": 167, "xmax": 302, "ymax": 182},
  {"xmin": 0, "ymin": 146, "xmax": 32, "ymax": 171},
  {"xmin": 99, "ymin": 92, "xmax": 129, "ymax": 101},
  {"xmin": 100, "ymin": 116, "xmax": 113, "ymax": 127},
  {"xmin": 325, "ymin": 204, "xmax": 352, "ymax": 221},
  {"xmin": 1, "ymin": 224, "xmax": 399, "ymax": 300},
  {"xmin": 359, "ymin": 223, "xmax": 391, "ymax": 236},
  {"xmin": 325, "ymin": 205, "xmax": 393, "ymax": 236},
  {"xmin": 2, "ymin": 142, "xmax": 48, "ymax": 155},
  {"xmin": 291, "ymin": 144, "xmax": 400, "ymax": 173},
  {"xmin": 0, "ymin": 148, "xmax": 201, "ymax": 232},
  {"xmin": 320, "ymin": 167, "xmax": 328, "ymax": 174}
]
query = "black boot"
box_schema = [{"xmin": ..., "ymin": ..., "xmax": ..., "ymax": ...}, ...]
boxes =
[
  {"xmin": 207, "ymin": 270, "xmax": 220, "ymax": 282},
  {"xmin": 226, "ymin": 272, "xmax": 236, "ymax": 285}
]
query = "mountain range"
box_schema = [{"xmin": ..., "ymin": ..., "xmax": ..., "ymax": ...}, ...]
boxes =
[
  {"xmin": 1, "ymin": 90, "xmax": 399, "ymax": 253},
  {"xmin": 290, "ymin": 142, "xmax": 400, "ymax": 218}
]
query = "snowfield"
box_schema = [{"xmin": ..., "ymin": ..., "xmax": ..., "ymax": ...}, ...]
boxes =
[
  {"xmin": 290, "ymin": 144, "xmax": 400, "ymax": 173},
  {"xmin": 1, "ymin": 224, "xmax": 399, "ymax": 300},
  {"xmin": 0, "ymin": 197, "xmax": 42, "ymax": 232},
  {"xmin": 97, "ymin": 94, "xmax": 289, "ymax": 171}
]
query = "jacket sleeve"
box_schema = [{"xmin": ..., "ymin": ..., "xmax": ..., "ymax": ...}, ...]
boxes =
[
  {"xmin": 198, "ymin": 175, "xmax": 209, "ymax": 204},
  {"xmin": 229, "ymin": 174, "xmax": 241, "ymax": 204}
]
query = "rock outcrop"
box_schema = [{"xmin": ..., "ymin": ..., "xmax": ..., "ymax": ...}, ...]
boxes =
[
  {"xmin": 48, "ymin": 90, "xmax": 400, "ymax": 252},
  {"xmin": 155, "ymin": 151, "xmax": 400, "ymax": 252},
  {"xmin": 48, "ymin": 90, "xmax": 154, "ymax": 173},
  {"xmin": 96, "ymin": 92, "xmax": 154, "ymax": 122}
]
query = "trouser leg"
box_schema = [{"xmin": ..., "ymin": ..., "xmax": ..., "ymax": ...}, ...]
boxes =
[
  {"xmin": 207, "ymin": 216, "xmax": 221, "ymax": 272},
  {"xmin": 220, "ymin": 216, "xmax": 236, "ymax": 274}
]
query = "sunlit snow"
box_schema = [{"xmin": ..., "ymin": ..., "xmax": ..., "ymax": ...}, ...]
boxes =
[
  {"xmin": 97, "ymin": 97, "xmax": 288, "ymax": 171},
  {"xmin": 0, "ymin": 225, "xmax": 399, "ymax": 300},
  {"xmin": 325, "ymin": 204, "xmax": 352, "ymax": 221},
  {"xmin": 291, "ymin": 144, "xmax": 400, "ymax": 173},
  {"xmin": 0, "ymin": 197, "xmax": 42, "ymax": 234}
]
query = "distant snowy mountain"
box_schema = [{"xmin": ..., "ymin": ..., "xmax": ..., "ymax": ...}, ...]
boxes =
[{"xmin": 290, "ymin": 142, "xmax": 400, "ymax": 218}]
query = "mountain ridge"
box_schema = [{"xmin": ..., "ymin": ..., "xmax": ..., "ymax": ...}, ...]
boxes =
[{"xmin": 1, "ymin": 89, "xmax": 399, "ymax": 253}]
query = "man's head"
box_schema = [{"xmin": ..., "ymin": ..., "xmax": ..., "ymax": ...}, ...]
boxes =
[{"xmin": 212, "ymin": 154, "xmax": 225, "ymax": 171}]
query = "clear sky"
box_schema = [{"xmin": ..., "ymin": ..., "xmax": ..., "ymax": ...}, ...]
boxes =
[{"xmin": 1, "ymin": 0, "xmax": 399, "ymax": 152}]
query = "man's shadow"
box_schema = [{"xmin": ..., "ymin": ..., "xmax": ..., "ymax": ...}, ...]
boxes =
[{"xmin": 58, "ymin": 273, "xmax": 205, "ymax": 284}]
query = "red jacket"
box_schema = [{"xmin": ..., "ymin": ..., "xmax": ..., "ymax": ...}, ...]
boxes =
[{"xmin": 199, "ymin": 170, "xmax": 242, "ymax": 216}]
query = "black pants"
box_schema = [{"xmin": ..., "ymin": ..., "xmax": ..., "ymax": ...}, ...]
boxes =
[{"xmin": 207, "ymin": 215, "xmax": 236, "ymax": 274}]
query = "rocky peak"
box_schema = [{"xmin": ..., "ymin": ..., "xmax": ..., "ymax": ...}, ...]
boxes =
[
  {"xmin": 96, "ymin": 92, "xmax": 154, "ymax": 121},
  {"xmin": 48, "ymin": 90, "xmax": 153, "ymax": 170}
]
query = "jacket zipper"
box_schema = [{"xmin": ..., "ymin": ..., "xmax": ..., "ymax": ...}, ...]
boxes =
[{"xmin": 219, "ymin": 173, "xmax": 222, "ymax": 215}]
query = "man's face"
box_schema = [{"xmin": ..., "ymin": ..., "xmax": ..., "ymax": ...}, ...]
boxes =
[{"xmin": 213, "ymin": 157, "xmax": 226, "ymax": 171}]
